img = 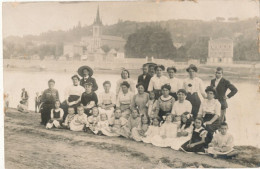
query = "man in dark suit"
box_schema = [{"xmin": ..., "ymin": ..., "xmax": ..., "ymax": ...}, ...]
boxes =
[
  {"xmin": 210, "ymin": 67, "xmax": 238, "ymax": 123},
  {"xmin": 137, "ymin": 64, "xmax": 152, "ymax": 93}
]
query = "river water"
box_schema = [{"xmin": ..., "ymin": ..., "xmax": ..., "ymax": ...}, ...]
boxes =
[{"xmin": 3, "ymin": 71, "xmax": 260, "ymax": 148}]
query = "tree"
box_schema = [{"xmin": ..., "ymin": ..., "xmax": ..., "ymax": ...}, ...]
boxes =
[{"xmin": 125, "ymin": 25, "xmax": 176, "ymax": 59}]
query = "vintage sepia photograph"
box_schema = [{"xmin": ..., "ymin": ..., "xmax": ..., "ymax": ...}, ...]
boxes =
[{"xmin": 2, "ymin": 0, "xmax": 260, "ymax": 168}]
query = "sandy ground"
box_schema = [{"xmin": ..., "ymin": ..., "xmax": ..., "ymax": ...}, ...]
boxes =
[{"xmin": 4, "ymin": 108, "xmax": 260, "ymax": 169}]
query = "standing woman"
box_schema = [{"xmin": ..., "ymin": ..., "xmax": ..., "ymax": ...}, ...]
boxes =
[
  {"xmin": 148, "ymin": 65, "xmax": 168, "ymax": 99},
  {"xmin": 61, "ymin": 75, "xmax": 84, "ymax": 119},
  {"xmin": 40, "ymin": 79, "xmax": 59, "ymax": 125},
  {"xmin": 116, "ymin": 69, "xmax": 135, "ymax": 97},
  {"xmin": 183, "ymin": 64, "xmax": 206, "ymax": 119},
  {"xmin": 155, "ymin": 84, "xmax": 175, "ymax": 120},
  {"xmin": 167, "ymin": 66, "xmax": 183, "ymax": 101},
  {"xmin": 198, "ymin": 86, "xmax": 221, "ymax": 140},
  {"xmin": 131, "ymin": 83, "xmax": 149, "ymax": 116},
  {"xmin": 116, "ymin": 81, "xmax": 134, "ymax": 119},
  {"xmin": 78, "ymin": 65, "xmax": 98, "ymax": 91}
]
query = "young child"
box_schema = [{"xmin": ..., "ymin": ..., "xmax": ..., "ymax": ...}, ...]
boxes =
[
  {"xmin": 46, "ymin": 100, "xmax": 64, "ymax": 129},
  {"xmin": 171, "ymin": 112, "xmax": 193, "ymax": 150},
  {"xmin": 146, "ymin": 91, "xmax": 158, "ymax": 120},
  {"xmin": 131, "ymin": 115, "xmax": 150, "ymax": 141},
  {"xmin": 86, "ymin": 107, "xmax": 100, "ymax": 134},
  {"xmin": 70, "ymin": 106, "xmax": 89, "ymax": 131},
  {"xmin": 151, "ymin": 113, "xmax": 179, "ymax": 147},
  {"xmin": 180, "ymin": 117, "xmax": 208, "ymax": 153},
  {"xmin": 207, "ymin": 122, "xmax": 237, "ymax": 158},
  {"xmin": 142, "ymin": 116, "xmax": 161, "ymax": 143},
  {"xmin": 96, "ymin": 113, "xmax": 118, "ymax": 136},
  {"xmin": 126, "ymin": 109, "xmax": 141, "ymax": 138},
  {"xmin": 110, "ymin": 108, "xmax": 129, "ymax": 137},
  {"xmin": 62, "ymin": 107, "xmax": 75, "ymax": 129}
]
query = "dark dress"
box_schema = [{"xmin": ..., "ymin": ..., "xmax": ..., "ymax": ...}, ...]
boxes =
[
  {"xmin": 203, "ymin": 113, "xmax": 220, "ymax": 142},
  {"xmin": 137, "ymin": 74, "xmax": 152, "ymax": 93},
  {"xmin": 186, "ymin": 92, "xmax": 201, "ymax": 119},
  {"xmin": 40, "ymin": 88, "xmax": 59, "ymax": 125},
  {"xmin": 80, "ymin": 77, "xmax": 98, "ymax": 91},
  {"xmin": 81, "ymin": 92, "xmax": 98, "ymax": 116},
  {"xmin": 61, "ymin": 95, "xmax": 81, "ymax": 120},
  {"xmin": 51, "ymin": 109, "xmax": 63, "ymax": 124},
  {"xmin": 181, "ymin": 127, "xmax": 208, "ymax": 152}
]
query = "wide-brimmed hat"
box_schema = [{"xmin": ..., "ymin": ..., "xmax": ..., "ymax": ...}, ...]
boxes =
[
  {"xmin": 78, "ymin": 65, "xmax": 93, "ymax": 77},
  {"xmin": 186, "ymin": 64, "xmax": 198, "ymax": 72}
]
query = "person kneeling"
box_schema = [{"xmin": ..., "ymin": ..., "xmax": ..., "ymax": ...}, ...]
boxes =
[{"xmin": 207, "ymin": 122, "xmax": 238, "ymax": 159}]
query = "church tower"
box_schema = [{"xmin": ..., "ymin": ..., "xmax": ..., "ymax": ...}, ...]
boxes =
[{"xmin": 92, "ymin": 6, "xmax": 102, "ymax": 51}]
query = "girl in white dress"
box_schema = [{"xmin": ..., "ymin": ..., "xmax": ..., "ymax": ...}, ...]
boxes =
[
  {"xmin": 96, "ymin": 113, "xmax": 118, "ymax": 136},
  {"xmin": 171, "ymin": 112, "xmax": 193, "ymax": 150},
  {"xmin": 86, "ymin": 107, "xmax": 100, "ymax": 134},
  {"xmin": 151, "ymin": 113, "xmax": 179, "ymax": 147},
  {"xmin": 142, "ymin": 117, "xmax": 161, "ymax": 143},
  {"xmin": 70, "ymin": 106, "xmax": 88, "ymax": 131},
  {"xmin": 131, "ymin": 115, "xmax": 150, "ymax": 141},
  {"xmin": 110, "ymin": 108, "xmax": 129, "ymax": 137}
]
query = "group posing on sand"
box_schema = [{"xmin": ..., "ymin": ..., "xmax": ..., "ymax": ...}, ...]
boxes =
[{"xmin": 35, "ymin": 63, "xmax": 239, "ymax": 159}]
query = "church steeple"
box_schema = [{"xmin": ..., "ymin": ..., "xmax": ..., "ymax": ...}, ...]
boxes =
[{"xmin": 94, "ymin": 6, "xmax": 102, "ymax": 26}]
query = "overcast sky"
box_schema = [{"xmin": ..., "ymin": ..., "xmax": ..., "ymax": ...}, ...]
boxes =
[{"xmin": 2, "ymin": 0, "xmax": 259, "ymax": 37}]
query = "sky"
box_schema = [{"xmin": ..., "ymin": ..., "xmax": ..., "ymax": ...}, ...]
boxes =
[{"xmin": 2, "ymin": 0, "xmax": 260, "ymax": 37}]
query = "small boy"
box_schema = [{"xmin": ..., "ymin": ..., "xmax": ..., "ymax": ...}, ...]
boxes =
[
  {"xmin": 62, "ymin": 107, "xmax": 75, "ymax": 129},
  {"xmin": 207, "ymin": 122, "xmax": 238, "ymax": 158}
]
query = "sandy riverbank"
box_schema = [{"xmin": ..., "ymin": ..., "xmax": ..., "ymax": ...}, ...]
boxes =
[{"xmin": 4, "ymin": 108, "xmax": 260, "ymax": 168}]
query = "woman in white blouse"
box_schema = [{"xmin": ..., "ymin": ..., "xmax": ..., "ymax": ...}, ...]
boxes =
[
  {"xmin": 148, "ymin": 65, "xmax": 168, "ymax": 99},
  {"xmin": 116, "ymin": 81, "xmax": 134, "ymax": 119},
  {"xmin": 198, "ymin": 86, "xmax": 221, "ymax": 140},
  {"xmin": 183, "ymin": 64, "xmax": 207, "ymax": 119},
  {"xmin": 171, "ymin": 89, "xmax": 192, "ymax": 117},
  {"xmin": 167, "ymin": 66, "xmax": 183, "ymax": 101},
  {"xmin": 116, "ymin": 69, "xmax": 135, "ymax": 98},
  {"xmin": 98, "ymin": 81, "xmax": 116, "ymax": 121}
]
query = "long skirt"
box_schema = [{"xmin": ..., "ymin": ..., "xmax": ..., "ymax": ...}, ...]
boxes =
[
  {"xmin": 186, "ymin": 92, "xmax": 201, "ymax": 119},
  {"xmin": 131, "ymin": 128, "xmax": 144, "ymax": 142},
  {"xmin": 203, "ymin": 114, "xmax": 220, "ymax": 142},
  {"xmin": 171, "ymin": 136, "xmax": 190, "ymax": 150},
  {"xmin": 158, "ymin": 110, "xmax": 171, "ymax": 121},
  {"xmin": 180, "ymin": 140, "xmax": 206, "ymax": 153},
  {"xmin": 41, "ymin": 103, "xmax": 54, "ymax": 125},
  {"xmin": 61, "ymin": 95, "xmax": 81, "ymax": 121}
]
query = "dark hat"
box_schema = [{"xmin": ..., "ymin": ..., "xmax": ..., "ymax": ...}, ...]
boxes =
[
  {"xmin": 205, "ymin": 86, "xmax": 216, "ymax": 95},
  {"xmin": 155, "ymin": 64, "xmax": 165, "ymax": 71},
  {"xmin": 167, "ymin": 66, "xmax": 177, "ymax": 73},
  {"xmin": 161, "ymin": 84, "xmax": 171, "ymax": 91},
  {"xmin": 186, "ymin": 64, "xmax": 198, "ymax": 72},
  {"xmin": 78, "ymin": 65, "xmax": 93, "ymax": 77},
  {"xmin": 48, "ymin": 79, "xmax": 55, "ymax": 83},
  {"xmin": 71, "ymin": 74, "xmax": 80, "ymax": 81}
]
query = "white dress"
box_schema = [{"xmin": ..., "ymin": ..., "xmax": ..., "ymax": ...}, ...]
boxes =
[
  {"xmin": 98, "ymin": 91, "xmax": 116, "ymax": 122},
  {"xmin": 141, "ymin": 126, "xmax": 161, "ymax": 143},
  {"xmin": 70, "ymin": 113, "xmax": 88, "ymax": 131},
  {"xmin": 97, "ymin": 120, "xmax": 119, "ymax": 137},
  {"xmin": 151, "ymin": 122, "xmax": 179, "ymax": 147},
  {"xmin": 171, "ymin": 123, "xmax": 193, "ymax": 150},
  {"xmin": 207, "ymin": 133, "xmax": 234, "ymax": 155}
]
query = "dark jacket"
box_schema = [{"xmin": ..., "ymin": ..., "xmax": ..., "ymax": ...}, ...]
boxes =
[
  {"xmin": 80, "ymin": 77, "xmax": 98, "ymax": 91},
  {"xmin": 210, "ymin": 78, "xmax": 238, "ymax": 109},
  {"xmin": 137, "ymin": 74, "xmax": 152, "ymax": 92}
]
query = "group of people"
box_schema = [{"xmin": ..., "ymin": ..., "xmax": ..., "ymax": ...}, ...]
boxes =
[{"xmin": 37, "ymin": 63, "xmax": 238, "ymax": 159}]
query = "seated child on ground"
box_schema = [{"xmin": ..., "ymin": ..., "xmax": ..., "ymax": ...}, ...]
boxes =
[
  {"xmin": 110, "ymin": 108, "xmax": 129, "ymax": 137},
  {"xmin": 62, "ymin": 107, "xmax": 75, "ymax": 129},
  {"xmin": 46, "ymin": 100, "xmax": 64, "ymax": 129},
  {"xmin": 180, "ymin": 117, "xmax": 208, "ymax": 153},
  {"xmin": 70, "ymin": 106, "xmax": 89, "ymax": 131},
  {"xmin": 96, "ymin": 113, "xmax": 118, "ymax": 136},
  {"xmin": 151, "ymin": 113, "xmax": 179, "ymax": 147},
  {"xmin": 126, "ymin": 109, "xmax": 141, "ymax": 139},
  {"xmin": 207, "ymin": 122, "xmax": 238, "ymax": 158},
  {"xmin": 171, "ymin": 112, "xmax": 193, "ymax": 150},
  {"xmin": 142, "ymin": 116, "xmax": 161, "ymax": 143},
  {"xmin": 85, "ymin": 107, "xmax": 100, "ymax": 134},
  {"xmin": 132, "ymin": 115, "xmax": 150, "ymax": 141}
]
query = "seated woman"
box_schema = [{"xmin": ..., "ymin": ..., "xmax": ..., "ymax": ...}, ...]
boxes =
[
  {"xmin": 155, "ymin": 84, "xmax": 175, "ymax": 120},
  {"xmin": 98, "ymin": 81, "xmax": 116, "ymax": 122},
  {"xmin": 180, "ymin": 117, "xmax": 208, "ymax": 153},
  {"xmin": 207, "ymin": 122, "xmax": 238, "ymax": 158},
  {"xmin": 116, "ymin": 69, "xmax": 135, "ymax": 98},
  {"xmin": 131, "ymin": 83, "xmax": 149, "ymax": 116},
  {"xmin": 171, "ymin": 112, "xmax": 193, "ymax": 150},
  {"xmin": 70, "ymin": 106, "xmax": 89, "ymax": 132},
  {"xmin": 81, "ymin": 82, "xmax": 98, "ymax": 116},
  {"xmin": 198, "ymin": 86, "xmax": 221, "ymax": 141},
  {"xmin": 116, "ymin": 81, "xmax": 134, "ymax": 119},
  {"xmin": 171, "ymin": 89, "xmax": 192, "ymax": 118}
]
